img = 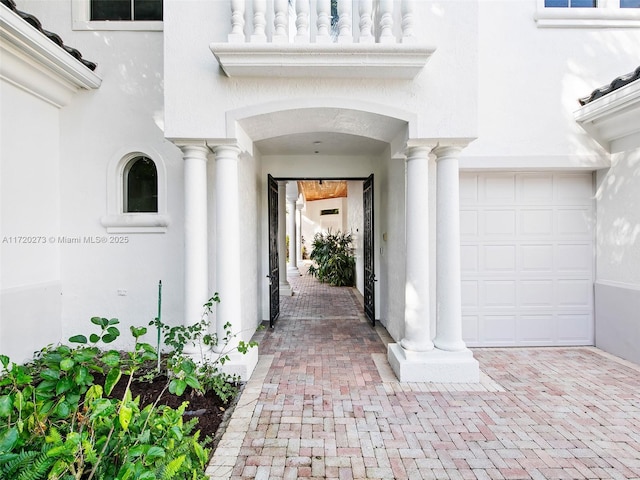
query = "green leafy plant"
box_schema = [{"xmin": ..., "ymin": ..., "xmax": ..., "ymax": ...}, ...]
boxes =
[
  {"xmin": 0, "ymin": 318, "xmax": 210, "ymax": 479},
  {"xmin": 307, "ymin": 230, "xmax": 356, "ymax": 286},
  {"xmin": 150, "ymin": 293, "xmax": 259, "ymax": 402}
]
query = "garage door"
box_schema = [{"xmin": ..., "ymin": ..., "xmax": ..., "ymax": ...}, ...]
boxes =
[{"xmin": 460, "ymin": 172, "xmax": 594, "ymax": 347}]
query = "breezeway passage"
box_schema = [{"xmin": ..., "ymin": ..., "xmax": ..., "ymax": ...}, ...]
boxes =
[{"xmin": 207, "ymin": 271, "xmax": 640, "ymax": 479}]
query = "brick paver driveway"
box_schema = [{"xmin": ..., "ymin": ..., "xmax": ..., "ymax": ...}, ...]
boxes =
[{"xmin": 208, "ymin": 271, "xmax": 640, "ymax": 479}]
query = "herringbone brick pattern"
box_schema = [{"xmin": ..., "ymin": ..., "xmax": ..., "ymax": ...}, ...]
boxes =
[{"xmin": 207, "ymin": 271, "xmax": 640, "ymax": 479}]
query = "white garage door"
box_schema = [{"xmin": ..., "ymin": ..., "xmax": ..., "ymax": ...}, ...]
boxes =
[{"xmin": 460, "ymin": 172, "xmax": 594, "ymax": 347}]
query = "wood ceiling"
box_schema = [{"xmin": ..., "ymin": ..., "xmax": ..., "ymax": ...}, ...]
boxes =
[{"xmin": 297, "ymin": 180, "xmax": 348, "ymax": 202}]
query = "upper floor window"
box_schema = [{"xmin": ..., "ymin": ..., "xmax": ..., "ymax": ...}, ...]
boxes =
[
  {"xmin": 545, "ymin": 0, "xmax": 639, "ymax": 5},
  {"xmin": 90, "ymin": 0, "xmax": 163, "ymax": 21},
  {"xmin": 536, "ymin": 0, "xmax": 640, "ymax": 26},
  {"xmin": 72, "ymin": 0, "xmax": 163, "ymax": 31},
  {"xmin": 124, "ymin": 156, "xmax": 158, "ymax": 213}
]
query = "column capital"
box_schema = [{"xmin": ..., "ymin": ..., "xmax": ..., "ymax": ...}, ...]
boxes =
[
  {"xmin": 213, "ymin": 144, "xmax": 241, "ymax": 159},
  {"xmin": 179, "ymin": 143, "xmax": 210, "ymax": 159},
  {"xmin": 405, "ymin": 145, "xmax": 433, "ymax": 161},
  {"xmin": 432, "ymin": 144, "xmax": 464, "ymax": 159}
]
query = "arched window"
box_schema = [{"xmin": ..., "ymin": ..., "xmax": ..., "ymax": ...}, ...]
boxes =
[{"xmin": 124, "ymin": 156, "xmax": 158, "ymax": 213}]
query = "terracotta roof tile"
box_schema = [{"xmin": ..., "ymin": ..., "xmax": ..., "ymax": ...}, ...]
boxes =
[
  {"xmin": 1, "ymin": 0, "xmax": 97, "ymax": 71},
  {"xmin": 579, "ymin": 66, "xmax": 640, "ymax": 106}
]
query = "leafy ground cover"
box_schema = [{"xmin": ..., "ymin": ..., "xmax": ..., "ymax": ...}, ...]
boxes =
[{"xmin": 0, "ymin": 296, "xmax": 253, "ymax": 480}]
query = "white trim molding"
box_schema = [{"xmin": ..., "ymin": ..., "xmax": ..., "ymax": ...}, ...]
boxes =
[
  {"xmin": 210, "ymin": 43, "xmax": 436, "ymax": 79},
  {"xmin": 0, "ymin": 4, "xmax": 101, "ymax": 108},
  {"xmin": 101, "ymin": 146, "xmax": 169, "ymax": 233},
  {"xmin": 575, "ymin": 79, "xmax": 640, "ymax": 153},
  {"xmin": 71, "ymin": 0, "xmax": 163, "ymax": 31}
]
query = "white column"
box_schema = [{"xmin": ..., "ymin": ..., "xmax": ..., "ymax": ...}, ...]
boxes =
[
  {"xmin": 213, "ymin": 145, "xmax": 242, "ymax": 350},
  {"xmin": 210, "ymin": 145, "xmax": 258, "ymax": 381},
  {"xmin": 433, "ymin": 145, "xmax": 466, "ymax": 352},
  {"xmin": 400, "ymin": 146, "xmax": 433, "ymax": 352},
  {"xmin": 388, "ymin": 142, "xmax": 479, "ymax": 383},
  {"xmin": 287, "ymin": 194, "xmax": 300, "ymax": 275},
  {"xmin": 296, "ymin": 202, "xmax": 304, "ymax": 264},
  {"xmin": 182, "ymin": 145, "xmax": 209, "ymax": 347},
  {"xmin": 278, "ymin": 182, "xmax": 292, "ymax": 295}
]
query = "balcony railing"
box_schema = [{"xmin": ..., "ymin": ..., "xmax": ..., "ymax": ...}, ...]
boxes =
[
  {"xmin": 210, "ymin": 0, "xmax": 434, "ymax": 79},
  {"xmin": 227, "ymin": 0, "xmax": 416, "ymax": 44}
]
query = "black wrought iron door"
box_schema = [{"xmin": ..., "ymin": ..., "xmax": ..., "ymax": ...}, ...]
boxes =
[
  {"xmin": 267, "ymin": 174, "xmax": 280, "ymax": 327},
  {"xmin": 363, "ymin": 174, "xmax": 375, "ymax": 326}
]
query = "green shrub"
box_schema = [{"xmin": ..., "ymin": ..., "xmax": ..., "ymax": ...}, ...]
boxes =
[
  {"xmin": 307, "ymin": 230, "xmax": 355, "ymax": 287},
  {"xmin": 0, "ymin": 296, "xmax": 258, "ymax": 480}
]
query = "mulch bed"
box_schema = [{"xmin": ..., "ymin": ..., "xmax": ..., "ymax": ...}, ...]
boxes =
[{"xmin": 98, "ymin": 372, "xmax": 240, "ymax": 449}]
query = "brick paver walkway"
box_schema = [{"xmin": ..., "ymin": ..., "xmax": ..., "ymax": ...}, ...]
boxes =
[{"xmin": 207, "ymin": 270, "xmax": 640, "ymax": 479}]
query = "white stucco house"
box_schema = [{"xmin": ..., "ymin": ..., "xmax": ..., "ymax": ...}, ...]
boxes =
[{"xmin": 2, "ymin": 0, "xmax": 640, "ymax": 382}]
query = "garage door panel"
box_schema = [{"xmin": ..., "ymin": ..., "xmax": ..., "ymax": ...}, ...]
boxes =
[
  {"xmin": 520, "ymin": 244, "xmax": 554, "ymax": 272},
  {"xmin": 482, "ymin": 315, "xmax": 517, "ymax": 344},
  {"xmin": 460, "ymin": 210, "xmax": 478, "ymax": 236},
  {"xmin": 461, "ymin": 280, "xmax": 478, "ymax": 307},
  {"xmin": 557, "ymin": 279, "xmax": 591, "ymax": 307},
  {"xmin": 519, "ymin": 174, "xmax": 554, "ymax": 203},
  {"xmin": 557, "ymin": 208, "xmax": 592, "ymax": 236},
  {"xmin": 557, "ymin": 244, "xmax": 592, "ymax": 272},
  {"xmin": 520, "ymin": 280, "xmax": 554, "ymax": 307},
  {"xmin": 460, "ymin": 172, "xmax": 594, "ymax": 347},
  {"xmin": 483, "ymin": 175, "xmax": 516, "ymax": 203},
  {"xmin": 483, "ymin": 210, "xmax": 516, "ymax": 236},
  {"xmin": 519, "ymin": 315, "xmax": 554, "ymax": 343},
  {"xmin": 483, "ymin": 245, "xmax": 516, "ymax": 271},
  {"xmin": 484, "ymin": 280, "xmax": 516, "ymax": 307},
  {"xmin": 557, "ymin": 314, "xmax": 592, "ymax": 342},
  {"xmin": 520, "ymin": 209, "xmax": 553, "ymax": 235},
  {"xmin": 556, "ymin": 174, "xmax": 593, "ymax": 203},
  {"xmin": 461, "ymin": 245, "xmax": 479, "ymax": 272}
]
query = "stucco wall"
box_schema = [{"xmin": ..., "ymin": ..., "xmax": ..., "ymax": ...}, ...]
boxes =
[
  {"xmin": 594, "ymin": 148, "xmax": 640, "ymax": 364},
  {"xmin": 464, "ymin": 0, "xmax": 640, "ymax": 167},
  {"xmin": 163, "ymin": 0, "xmax": 478, "ymax": 141},
  {"xmin": 13, "ymin": 0, "xmax": 186, "ymax": 351},
  {"xmin": 1, "ymin": 81, "xmax": 62, "ymax": 362}
]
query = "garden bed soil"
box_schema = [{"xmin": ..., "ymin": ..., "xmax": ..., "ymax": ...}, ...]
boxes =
[{"xmin": 101, "ymin": 373, "xmax": 238, "ymax": 447}]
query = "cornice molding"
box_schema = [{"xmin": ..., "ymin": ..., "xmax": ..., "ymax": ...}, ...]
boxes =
[
  {"xmin": 0, "ymin": 4, "xmax": 101, "ymax": 107},
  {"xmin": 210, "ymin": 42, "xmax": 436, "ymax": 79},
  {"xmin": 575, "ymin": 79, "xmax": 640, "ymax": 153}
]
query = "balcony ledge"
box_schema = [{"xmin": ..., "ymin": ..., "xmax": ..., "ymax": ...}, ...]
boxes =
[{"xmin": 210, "ymin": 42, "xmax": 436, "ymax": 79}]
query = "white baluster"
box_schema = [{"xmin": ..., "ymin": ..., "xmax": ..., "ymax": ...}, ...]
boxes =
[
  {"xmin": 337, "ymin": 0, "xmax": 353, "ymax": 43},
  {"xmin": 359, "ymin": 0, "xmax": 373, "ymax": 43},
  {"xmin": 273, "ymin": 0, "xmax": 288, "ymax": 43},
  {"xmin": 229, "ymin": 0, "xmax": 245, "ymax": 43},
  {"xmin": 316, "ymin": 0, "xmax": 331, "ymax": 43},
  {"xmin": 295, "ymin": 0, "xmax": 310, "ymax": 43},
  {"xmin": 379, "ymin": 0, "xmax": 395, "ymax": 44},
  {"xmin": 251, "ymin": 0, "xmax": 267, "ymax": 42},
  {"xmin": 401, "ymin": 0, "xmax": 415, "ymax": 43}
]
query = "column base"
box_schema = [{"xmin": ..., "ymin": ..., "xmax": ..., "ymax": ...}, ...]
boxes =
[
  {"xmin": 279, "ymin": 282, "xmax": 293, "ymax": 296},
  {"xmin": 205, "ymin": 347, "xmax": 259, "ymax": 382},
  {"xmin": 388, "ymin": 343, "xmax": 480, "ymax": 383},
  {"xmin": 287, "ymin": 266, "xmax": 301, "ymax": 277}
]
